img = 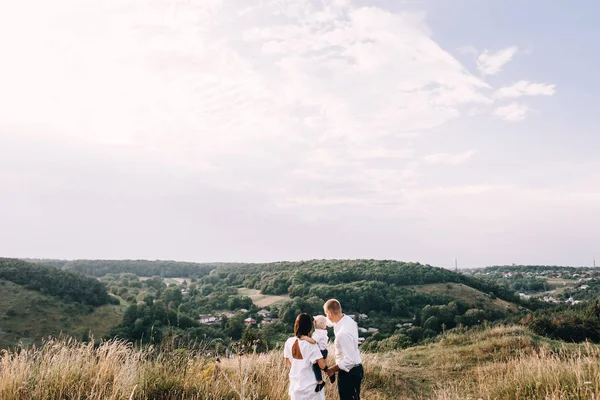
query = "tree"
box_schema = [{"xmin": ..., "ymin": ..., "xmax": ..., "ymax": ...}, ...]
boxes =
[
  {"xmin": 162, "ymin": 287, "xmax": 183, "ymax": 306},
  {"xmin": 226, "ymin": 313, "xmax": 246, "ymax": 340},
  {"xmin": 423, "ymin": 316, "xmax": 441, "ymax": 332},
  {"xmin": 456, "ymin": 309, "xmax": 485, "ymax": 327}
]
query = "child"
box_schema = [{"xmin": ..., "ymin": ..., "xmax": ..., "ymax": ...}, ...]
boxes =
[{"xmin": 312, "ymin": 315, "xmax": 334, "ymax": 392}]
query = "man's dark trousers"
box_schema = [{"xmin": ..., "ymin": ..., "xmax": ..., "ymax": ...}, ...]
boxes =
[{"xmin": 337, "ymin": 364, "xmax": 363, "ymax": 400}]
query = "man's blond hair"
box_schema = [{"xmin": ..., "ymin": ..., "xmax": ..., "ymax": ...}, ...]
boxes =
[{"xmin": 324, "ymin": 299, "xmax": 342, "ymax": 314}]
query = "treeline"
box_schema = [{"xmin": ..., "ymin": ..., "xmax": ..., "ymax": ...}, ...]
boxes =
[
  {"xmin": 222, "ymin": 260, "xmax": 463, "ymax": 290},
  {"xmin": 57, "ymin": 260, "xmax": 218, "ymax": 278},
  {"xmin": 0, "ymin": 258, "xmax": 114, "ymax": 306},
  {"xmin": 23, "ymin": 259, "xmax": 70, "ymax": 269},
  {"xmin": 281, "ymin": 281, "xmax": 449, "ymax": 319},
  {"xmin": 480, "ymin": 265, "xmax": 596, "ymax": 274},
  {"xmin": 471, "ymin": 272, "xmax": 550, "ymax": 293},
  {"xmin": 213, "ymin": 260, "xmax": 520, "ymax": 305}
]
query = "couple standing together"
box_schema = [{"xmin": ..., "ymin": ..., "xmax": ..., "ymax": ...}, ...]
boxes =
[{"xmin": 284, "ymin": 299, "xmax": 364, "ymax": 400}]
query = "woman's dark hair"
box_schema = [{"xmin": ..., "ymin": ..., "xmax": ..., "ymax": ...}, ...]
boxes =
[{"xmin": 294, "ymin": 313, "xmax": 313, "ymax": 338}]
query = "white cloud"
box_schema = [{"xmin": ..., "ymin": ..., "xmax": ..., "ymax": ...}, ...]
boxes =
[
  {"xmin": 495, "ymin": 80, "xmax": 556, "ymax": 98},
  {"xmin": 494, "ymin": 102, "xmax": 529, "ymax": 121},
  {"xmin": 477, "ymin": 46, "xmax": 518, "ymax": 75},
  {"xmin": 0, "ymin": 0, "xmax": 566, "ymax": 265},
  {"xmin": 0, "ymin": 1, "xmax": 493, "ymax": 161},
  {"xmin": 0, "ymin": 0, "xmax": 509, "ymax": 206},
  {"xmin": 422, "ymin": 150, "xmax": 477, "ymax": 166}
]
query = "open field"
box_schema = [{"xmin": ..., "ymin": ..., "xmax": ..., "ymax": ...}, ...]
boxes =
[
  {"xmin": 532, "ymin": 277, "xmax": 578, "ymax": 297},
  {"xmin": 410, "ymin": 283, "xmax": 520, "ymax": 313},
  {"xmin": 1, "ymin": 325, "xmax": 598, "ymax": 399},
  {"xmin": 237, "ymin": 288, "xmax": 289, "ymax": 308},
  {"xmin": 138, "ymin": 277, "xmax": 189, "ymax": 285},
  {"xmin": 545, "ymin": 278, "xmax": 578, "ymax": 286}
]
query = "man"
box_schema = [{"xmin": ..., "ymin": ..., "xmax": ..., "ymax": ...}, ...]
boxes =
[{"xmin": 323, "ymin": 299, "xmax": 363, "ymax": 400}]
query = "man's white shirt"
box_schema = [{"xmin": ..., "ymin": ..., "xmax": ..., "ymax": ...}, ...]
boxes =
[{"xmin": 333, "ymin": 315, "xmax": 362, "ymax": 372}]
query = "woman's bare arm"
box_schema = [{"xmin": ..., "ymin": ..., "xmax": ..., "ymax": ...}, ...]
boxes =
[
  {"xmin": 316, "ymin": 358, "xmax": 326, "ymax": 370},
  {"xmin": 299, "ymin": 335, "xmax": 316, "ymax": 344},
  {"xmin": 285, "ymin": 358, "xmax": 291, "ymax": 368}
]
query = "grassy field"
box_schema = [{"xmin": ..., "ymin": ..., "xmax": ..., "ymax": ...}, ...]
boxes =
[
  {"xmin": 237, "ymin": 288, "xmax": 289, "ymax": 308},
  {"xmin": 1, "ymin": 325, "xmax": 598, "ymax": 399},
  {"xmin": 410, "ymin": 283, "xmax": 520, "ymax": 313},
  {"xmin": 0, "ymin": 279, "xmax": 123, "ymax": 348},
  {"xmin": 532, "ymin": 277, "xmax": 579, "ymax": 297},
  {"xmin": 138, "ymin": 276, "xmax": 189, "ymax": 285}
]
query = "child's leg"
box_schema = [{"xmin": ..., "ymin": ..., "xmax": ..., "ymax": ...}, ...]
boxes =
[
  {"xmin": 321, "ymin": 349, "xmax": 336, "ymax": 384},
  {"xmin": 313, "ymin": 362, "xmax": 323, "ymax": 382},
  {"xmin": 314, "ymin": 350, "xmax": 328, "ymax": 381}
]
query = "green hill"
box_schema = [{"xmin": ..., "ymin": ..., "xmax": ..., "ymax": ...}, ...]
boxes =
[
  {"xmin": 0, "ymin": 279, "xmax": 123, "ymax": 348},
  {"xmin": 0, "ymin": 258, "xmax": 114, "ymax": 306}
]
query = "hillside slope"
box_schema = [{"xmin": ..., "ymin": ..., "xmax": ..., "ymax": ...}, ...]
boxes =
[
  {"xmin": 410, "ymin": 282, "xmax": 520, "ymax": 313},
  {"xmin": 0, "ymin": 279, "xmax": 123, "ymax": 348}
]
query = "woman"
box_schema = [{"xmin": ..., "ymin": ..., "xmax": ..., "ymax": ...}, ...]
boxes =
[{"xmin": 284, "ymin": 313, "xmax": 328, "ymax": 400}]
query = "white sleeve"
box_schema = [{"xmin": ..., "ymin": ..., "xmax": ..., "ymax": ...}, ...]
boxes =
[{"xmin": 283, "ymin": 339, "xmax": 292, "ymax": 359}]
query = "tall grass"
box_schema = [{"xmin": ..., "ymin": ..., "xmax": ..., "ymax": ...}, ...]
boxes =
[
  {"xmin": 2, "ymin": 326, "xmax": 600, "ymax": 399},
  {"xmin": 0, "ymin": 337, "xmax": 399, "ymax": 399},
  {"xmin": 434, "ymin": 343, "xmax": 600, "ymax": 400}
]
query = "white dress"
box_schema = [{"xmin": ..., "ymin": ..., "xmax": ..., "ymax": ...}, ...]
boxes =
[{"xmin": 284, "ymin": 337, "xmax": 326, "ymax": 400}]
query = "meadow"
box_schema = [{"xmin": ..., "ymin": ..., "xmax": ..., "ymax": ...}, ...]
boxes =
[{"xmin": 2, "ymin": 325, "xmax": 600, "ymax": 400}]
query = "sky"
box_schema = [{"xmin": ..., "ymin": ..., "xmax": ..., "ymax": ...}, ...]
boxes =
[{"xmin": 0, "ymin": 0, "xmax": 598, "ymax": 268}]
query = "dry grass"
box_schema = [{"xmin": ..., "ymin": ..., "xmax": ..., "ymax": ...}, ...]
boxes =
[
  {"xmin": 2, "ymin": 326, "xmax": 600, "ymax": 399},
  {"xmin": 434, "ymin": 342, "xmax": 600, "ymax": 400},
  {"xmin": 0, "ymin": 337, "xmax": 399, "ymax": 400},
  {"xmin": 236, "ymin": 288, "xmax": 289, "ymax": 308}
]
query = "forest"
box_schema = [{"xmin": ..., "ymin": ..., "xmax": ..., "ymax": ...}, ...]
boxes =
[
  {"xmin": 0, "ymin": 258, "xmax": 115, "ymax": 306},
  {"xmin": 31, "ymin": 258, "xmax": 218, "ymax": 278},
  {"xmin": 73, "ymin": 259, "xmax": 528, "ymax": 351}
]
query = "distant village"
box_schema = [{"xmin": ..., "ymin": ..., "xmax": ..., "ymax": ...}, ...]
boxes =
[
  {"xmin": 198, "ymin": 308, "xmax": 280, "ymax": 327},
  {"xmin": 470, "ymin": 267, "xmax": 599, "ymax": 305}
]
